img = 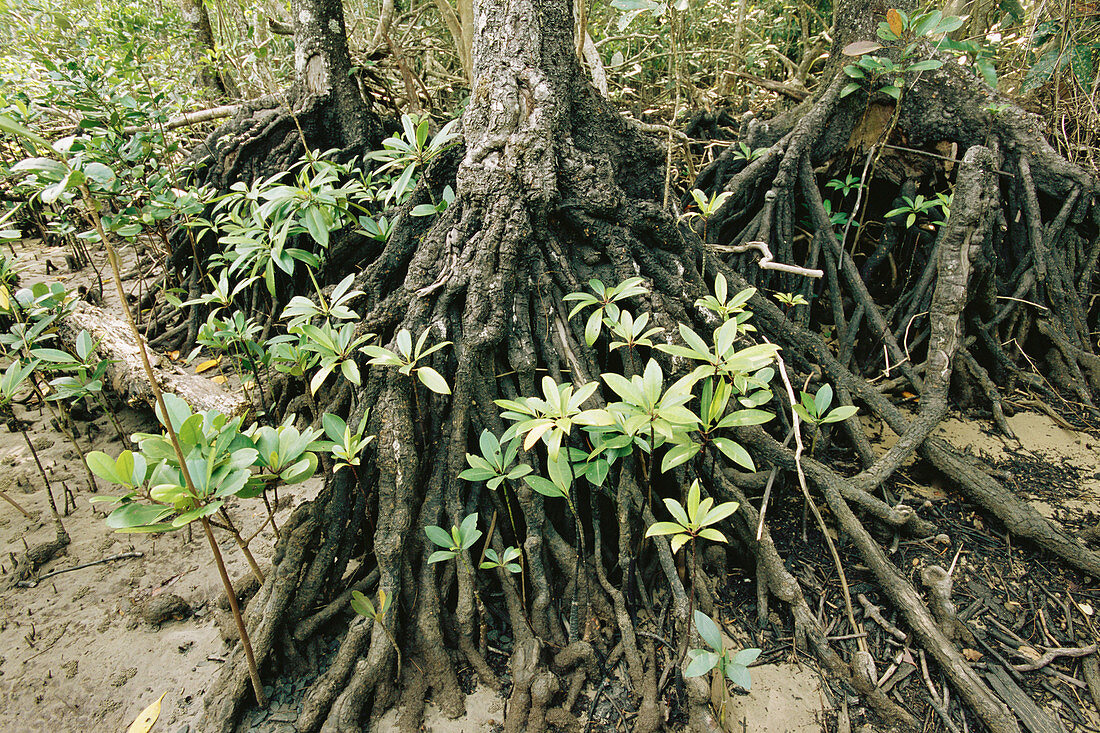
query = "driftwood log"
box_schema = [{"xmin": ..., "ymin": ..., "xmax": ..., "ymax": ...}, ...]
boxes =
[{"xmin": 57, "ymin": 300, "xmax": 249, "ymax": 417}]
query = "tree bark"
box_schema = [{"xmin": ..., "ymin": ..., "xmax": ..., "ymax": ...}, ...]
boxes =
[
  {"xmin": 292, "ymin": 0, "xmax": 376, "ymax": 149},
  {"xmin": 187, "ymin": 0, "xmax": 1099, "ymax": 731},
  {"xmin": 178, "ymin": 0, "xmax": 240, "ymax": 97}
]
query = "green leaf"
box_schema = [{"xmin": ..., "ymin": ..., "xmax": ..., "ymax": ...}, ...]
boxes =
[
  {"xmin": 697, "ymin": 527, "xmax": 727, "ymax": 544},
  {"xmin": 350, "ymin": 590, "xmax": 376, "ymax": 618},
  {"xmin": 584, "ymin": 309, "xmax": 602, "ymax": 346},
  {"xmin": 840, "ymin": 82, "xmax": 863, "ymax": 97},
  {"xmin": 694, "ymin": 610, "xmax": 723, "ymax": 651},
  {"xmin": 87, "ymin": 451, "xmax": 122, "ymax": 484},
  {"xmin": 684, "ymin": 649, "xmax": 720, "ymax": 678},
  {"xmin": 106, "ymin": 503, "xmax": 173, "ymax": 530},
  {"xmin": 459, "ymin": 513, "xmax": 480, "ymax": 544},
  {"xmin": 416, "ymin": 366, "xmax": 451, "ymax": 395},
  {"xmin": 396, "ymin": 328, "xmax": 413, "ymax": 358},
  {"xmin": 321, "ymin": 412, "xmax": 348, "ymax": 443},
  {"xmin": 310, "ymin": 363, "xmax": 334, "ymax": 395},
  {"xmin": 934, "ymin": 15, "xmax": 964, "ymax": 34},
  {"xmin": 713, "ymin": 437, "xmax": 755, "ymax": 471},
  {"xmin": 700, "ymin": 500, "xmax": 739, "ymax": 527},
  {"xmin": 726, "ymin": 662, "xmax": 752, "ymax": 689},
  {"xmin": 907, "ymin": 59, "xmax": 943, "ymax": 73},
  {"xmin": 83, "ymin": 161, "xmax": 116, "ymax": 186},
  {"xmin": 0, "ymin": 115, "xmax": 49, "ymax": 146},
  {"xmin": 428, "ymin": 550, "xmax": 456, "ymax": 564},
  {"xmin": 660, "ymin": 442, "xmax": 700, "ymax": 473},
  {"xmin": 424, "ymin": 524, "xmax": 454, "ymax": 549},
  {"xmin": 814, "ymin": 384, "xmax": 833, "ymax": 416},
  {"xmin": 731, "ymin": 648, "xmax": 761, "ymax": 666},
  {"xmin": 341, "ymin": 358, "xmax": 361, "ymax": 385},
  {"xmin": 524, "ymin": 475, "xmax": 567, "ymax": 499},
  {"xmin": 821, "ymin": 405, "xmax": 859, "ymax": 424},
  {"xmin": 410, "ymin": 204, "xmax": 440, "ymax": 217},
  {"xmin": 716, "ymin": 409, "xmax": 773, "ymax": 428},
  {"xmin": 662, "ymin": 497, "xmax": 690, "ymax": 527},
  {"xmin": 171, "ymin": 501, "xmax": 223, "ymax": 527},
  {"xmin": 645, "ymin": 521, "xmax": 686, "ymax": 537}
]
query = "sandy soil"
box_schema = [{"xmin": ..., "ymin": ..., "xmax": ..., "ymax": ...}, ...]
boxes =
[{"xmin": 0, "ymin": 238, "xmax": 1096, "ymax": 732}]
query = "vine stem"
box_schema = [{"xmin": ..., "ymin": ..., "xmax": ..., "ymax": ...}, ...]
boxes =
[
  {"xmin": 564, "ymin": 447, "xmax": 590, "ymax": 642},
  {"xmin": 81, "ymin": 183, "xmax": 268, "ymax": 707},
  {"xmin": 769, "ymin": 340, "xmax": 866, "ymax": 655},
  {"xmin": 501, "ymin": 480, "xmax": 528, "ymax": 611}
]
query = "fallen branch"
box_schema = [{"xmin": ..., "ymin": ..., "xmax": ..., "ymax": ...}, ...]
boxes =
[
  {"xmin": 121, "ymin": 104, "xmax": 239, "ymax": 135},
  {"xmin": 57, "ymin": 301, "xmax": 249, "ymax": 416},
  {"xmin": 859, "ymin": 593, "xmax": 907, "ymax": 642},
  {"xmin": 710, "ymin": 240, "xmax": 824, "ymax": 279},
  {"xmin": 14, "ymin": 550, "xmax": 143, "ymax": 587},
  {"xmin": 1011, "ymin": 645, "xmax": 1098, "ymax": 673}
]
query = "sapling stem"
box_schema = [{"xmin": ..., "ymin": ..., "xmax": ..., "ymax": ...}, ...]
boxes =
[
  {"xmin": 0, "ymin": 486, "xmax": 33, "ymax": 518},
  {"xmin": 218, "ymin": 507, "xmax": 266, "ymax": 584},
  {"xmin": 260, "ymin": 488, "xmax": 280, "ymax": 540},
  {"xmin": 82, "ymin": 183, "xmax": 268, "ymax": 708},
  {"xmin": 94, "ymin": 392, "xmax": 127, "ymax": 442},
  {"xmin": 18, "ymin": 425, "xmax": 63, "ymax": 525},
  {"xmin": 675, "ymin": 536, "xmax": 699, "ymax": 668},
  {"xmin": 564, "ymin": 453, "xmax": 589, "ymax": 642},
  {"xmin": 475, "ymin": 509, "xmax": 499, "ymax": 569},
  {"xmin": 500, "ymin": 479, "xmax": 527, "ymax": 611}
]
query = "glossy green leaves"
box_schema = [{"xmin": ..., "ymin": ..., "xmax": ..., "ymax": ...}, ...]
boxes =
[{"xmin": 645, "ymin": 480, "xmax": 739, "ymax": 554}]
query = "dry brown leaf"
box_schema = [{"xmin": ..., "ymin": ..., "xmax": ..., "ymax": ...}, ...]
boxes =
[
  {"xmin": 962, "ymin": 648, "xmax": 983, "ymax": 661},
  {"xmin": 127, "ymin": 691, "xmax": 167, "ymax": 733},
  {"xmin": 886, "ymin": 8, "xmax": 904, "ymax": 36},
  {"xmin": 211, "ymin": 375, "xmax": 228, "ymax": 385},
  {"xmin": 195, "ymin": 358, "xmax": 221, "ymax": 374},
  {"xmin": 166, "ymin": 350, "xmax": 179, "ymax": 361}
]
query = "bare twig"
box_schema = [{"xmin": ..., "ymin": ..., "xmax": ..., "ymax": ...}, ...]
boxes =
[
  {"xmin": 14, "ymin": 551, "xmax": 143, "ymax": 587},
  {"xmin": 1011, "ymin": 645, "xmax": 1097, "ymax": 672},
  {"xmin": 710, "ymin": 240, "xmax": 824, "ymax": 279}
]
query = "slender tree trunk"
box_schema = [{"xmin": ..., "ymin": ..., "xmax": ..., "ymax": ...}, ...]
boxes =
[
  {"xmin": 178, "ymin": 0, "xmax": 241, "ymax": 97},
  {"xmin": 293, "ymin": 0, "xmax": 375, "ymax": 148}
]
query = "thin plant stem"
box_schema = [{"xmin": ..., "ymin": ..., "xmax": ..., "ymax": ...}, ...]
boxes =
[
  {"xmin": 94, "ymin": 392, "xmax": 127, "ymax": 442},
  {"xmin": 0, "ymin": 486, "xmax": 33, "ymax": 518},
  {"xmin": 82, "ymin": 183, "xmax": 268, "ymax": 708},
  {"xmin": 500, "ymin": 479, "xmax": 527, "ymax": 611},
  {"xmin": 563, "ymin": 447, "xmax": 589, "ymax": 643},
  {"xmin": 19, "ymin": 426, "xmax": 63, "ymax": 524},
  {"xmin": 260, "ymin": 487, "xmax": 281, "ymax": 540},
  {"xmin": 218, "ymin": 506, "xmax": 266, "ymax": 583}
]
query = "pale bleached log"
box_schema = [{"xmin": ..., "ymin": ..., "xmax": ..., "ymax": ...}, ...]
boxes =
[{"xmin": 57, "ymin": 301, "xmax": 250, "ymax": 417}]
